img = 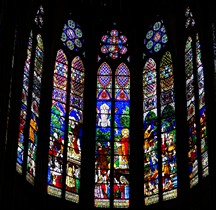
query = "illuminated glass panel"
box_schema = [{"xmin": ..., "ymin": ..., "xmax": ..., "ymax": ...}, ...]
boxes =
[
  {"xmin": 160, "ymin": 52, "xmax": 177, "ymax": 201},
  {"xmin": 16, "ymin": 5, "xmax": 45, "ymax": 184},
  {"xmin": 34, "ymin": 5, "xmax": 44, "ymax": 29},
  {"xmin": 95, "ymin": 62, "xmax": 112, "ymax": 208},
  {"xmin": 65, "ymin": 56, "xmax": 85, "ymax": 203},
  {"xmin": 101, "ymin": 29, "xmax": 128, "ymax": 59},
  {"xmin": 95, "ymin": 26, "xmax": 130, "ymax": 207},
  {"xmin": 48, "ymin": 49, "xmax": 68, "ymax": 198},
  {"xmin": 195, "ymin": 34, "xmax": 209, "ymax": 177},
  {"xmin": 185, "ymin": 6, "xmax": 195, "ymax": 29},
  {"xmin": 61, "ymin": 19, "xmax": 84, "ymax": 51},
  {"xmin": 143, "ymin": 52, "xmax": 177, "ymax": 204},
  {"xmin": 26, "ymin": 34, "xmax": 44, "ymax": 184},
  {"xmin": 16, "ymin": 31, "xmax": 33, "ymax": 174},
  {"xmin": 144, "ymin": 20, "xmax": 168, "ymax": 54},
  {"xmin": 94, "ymin": 61, "xmax": 130, "ymax": 208},
  {"xmin": 185, "ymin": 36, "xmax": 199, "ymax": 187},
  {"xmin": 113, "ymin": 63, "xmax": 130, "ymax": 208},
  {"xmin": 143, "ymin": 17, "xmax": 178, "ymax": 205},
  {"xmin": 143, "ymin": 58, "xmax": 159, "ymax": 205},
  {"xmin": 48, "ymin": 16, "xmax": 85, "ymax": 202},
  {"xmin": 185, "ymin": 6, "xmax": 209, "ymax": 187}
]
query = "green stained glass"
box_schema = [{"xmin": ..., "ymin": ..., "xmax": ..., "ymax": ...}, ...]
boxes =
[
  {"xmin": 154, "ymin": 43, "xmax": 161, "ymax": 52},
  {"xmin": 68, "ymin": 19, "xmax": 75, "ymax": 28},
  {"xmin": 75, "ymin": 28, "xmax": 82, "ymax": 38},
  {"xmin": 61, "ymin": 32, "xmax": 67, "ymax": 42},
  {"xmin": 67, "ymin": 40, "xmax": 74, "ymax": 50},
  {"xmin": 147, "ymin": 40, "xmax": 153, "ymax": 49},
  {"xmin": 162, "ymin": 34, "xmax": 168, "ymax": 43},
  {"xmin": 75, "ymin": 39, "xmax": 82, "ymax": 48},
  {"xmin": 153, "ymin": 21, "xmax": 161, "ymax": 31},
  {"xmin": 146, "ymin": 30, "xmax": 153, "ymax": 39}
]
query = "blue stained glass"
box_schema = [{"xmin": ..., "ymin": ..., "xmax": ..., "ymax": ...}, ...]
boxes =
[
  {"xmin": 68, "ymin": 108, "xmax": 82, "ymax": 121},
  {"xmin": 96, "ymin": 101, "xmax": 112, "ymax": 115},
  {"xmin": 115, "ymin": 89, "xmax": 130, "ymax": 100},
  {"xmin": 51, "ymin": 101, "xmax": 66, "ymax": 117},
  {"xmin": 61, "ymin": 19, "xmax": 84, "ymax": 51},
  {"xmin": 160, "ymin": 65, "xmax": 172, "ymax": 78},
  {"xmin": 143, "ymin": 111, "xmax": 158, "ymax": 134},
  {"xmin": 110, "ymin": 29, "xmax": 118, "ymax": 36},
  {"xmin": 55, "ymin": 62, "xmax": 67, "ymax": 76},
  {"xmin": 120, "ymin": 46, "xmax": 127, "ymax": 54},
  {"xmin": 101, "ymin": 35, "xmax": 109, "ymax": 42},
  {"xmin": 120, "ymin": 35, "xmax": 127, "ymax": 43},
  {"xmin": 144, "ymin": 20, "xmax": 168, "ymax": 54},
  {"xmin": 144, "ymin": 71, "xmax": 156, "ymax": 84},
  {"xmin": 100, "ymin": 29, "xmax": 128, "ymax": 59}
]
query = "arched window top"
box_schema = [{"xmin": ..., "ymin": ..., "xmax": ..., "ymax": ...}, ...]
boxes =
[
  {"xmin": 61, "ymin": 19, "xmax": 84, "ymax": 51},
  {"xmin": 196, "ymin": 33, "xmax": 202, "ymax": 63},
  {"xmin": 185, "ymin": 6, "xmax": 195, "ymax": 29},
  {"xmin": 97, "ymin": 62, "xmax": 112, "ymax": 76},
  {"xmin": 71, "ymin": 56, "xmax": 85, "ymax": 96},
  {"xmin": 116, "ymin": 63, "xmax": 130, "ymax": 76},
  {"xmin": 160, "ymin": 51, "xmax": 172, "ymax": 66},
  {"xmin": 36, "ymin": 34, "xmax": 43, "ymax": 49},
  {"xmin": 143, "ymin": 58, "xmax": 157, "ymax": 103},
  {"xmin": 143, "ymin": 58, "xmax": 156, "ymax": 73},
  {"xmin": 34, "ymin": 5, "xmax": 44, "ymax": 28},
  {"xmin": 144, "ymin": 19, "xmax": 168, "ymax": 54},
  {"xmin": 56, "ymin": 49, "xmax": 68, "ymax": 65},
  {"xmin": 35, "ymin": 34, "xmax": 43, "ymax": 66},
  {"xmin": 100, "ymin": 29, "xmax": 128, "ymax": 59},
  {"xmin": 115, "ymin": 63, "xmax": 130, "ymax": 95},
  {"xmin": 186, "ymin": 36, "xmax": 192, "ymax": 45},
  {"xmin": 72, "ymin": 56, "xmax": 84, "ymax": 72}
]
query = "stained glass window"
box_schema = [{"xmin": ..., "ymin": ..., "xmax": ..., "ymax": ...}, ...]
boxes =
[
  {"xmin": 144, "ymin": 20, "xmax": 168, "ymax": 54},
  {"xmin": 16, "ymin": 6, "xmax": 44, "ymax": 186},
  {"xmin": 94, "ymin": 26, "xmax": 130, "ymax": 208},
  {"xmin": 143, "ymin": 19, "xmax": 177, "ymax": 206},
  {"xmin": 185, "ymin": 6, "xmax": 209, "ymax": 188},
  {"xmin": 47, "ymin": 17, "xmax": 85, "ymax": 204}
]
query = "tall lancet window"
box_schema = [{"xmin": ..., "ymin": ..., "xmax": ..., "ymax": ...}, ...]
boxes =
[
  {"xmin": 185, "ymin": 6, "xmax": 209, "ymax": 188},
  {"xmin": 143, "ymin": 19, "xmax": 178, "ymax": 205},
  {"xmin": 94, "ymin": 25, "xmax": 130, "ymax": 208},
  {"xmin": 16, "ymin": 5, "xmax": 44, "ymax": 185},
  {"xmin": 47, "ymin": 17, "xmax": 85, "ymax": 203}
]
